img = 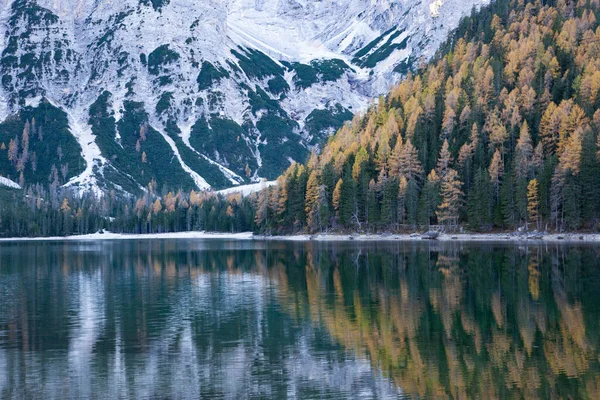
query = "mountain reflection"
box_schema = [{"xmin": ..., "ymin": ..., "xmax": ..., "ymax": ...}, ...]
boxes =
[{"xmin": 0, "ymin": 240, "xmax": 599, "ymax": 399}]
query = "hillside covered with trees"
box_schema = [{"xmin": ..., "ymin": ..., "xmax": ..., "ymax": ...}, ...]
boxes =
[
  {"xmin": 251, "ymin": 0, "xmax": 600, "ymax": 234},
  {"xmin": 2, "ymin": 0, "xmax": 600, "ymax": 237}
]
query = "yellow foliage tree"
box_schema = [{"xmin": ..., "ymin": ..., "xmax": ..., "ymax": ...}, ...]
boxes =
[{"xmin": 527, "ymin": 179, "xmax": 540, "ymax": 230}]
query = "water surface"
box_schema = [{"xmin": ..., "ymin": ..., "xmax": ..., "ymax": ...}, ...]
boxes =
[{"xmin": 0, "ymin": 240, "xmax": 599, "ymax": 399}]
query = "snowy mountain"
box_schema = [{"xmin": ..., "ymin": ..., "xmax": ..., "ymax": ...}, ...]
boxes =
[{"xmin": 0, "ymin": 0, "xmax": 487, "ymax": 194}]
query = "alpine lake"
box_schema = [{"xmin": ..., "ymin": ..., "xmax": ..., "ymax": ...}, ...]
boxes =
[{"xmin": 1, "ymin": 239, "xmax": 599, "ymax": 399}]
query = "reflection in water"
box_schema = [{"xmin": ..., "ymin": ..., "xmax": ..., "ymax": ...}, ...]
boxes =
[{"xmin": 0, "ymin": 240, "xmax": 599, "ymax": 399}]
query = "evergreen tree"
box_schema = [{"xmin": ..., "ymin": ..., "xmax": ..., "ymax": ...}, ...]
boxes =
[
  {"xmin": 405, "ymin": 178, "xmax": 420, "ymax": 227},
  {"xmin": 419, "ymin": 170, "xmax": 440, "ymax": 227},
  {"xmin": 467, "ymin": 168, "xmax": 492, "ymax": 230},
  {"xmin": 381, "ymin": 177, "xmax": 399, "ymax": 228},
  {"xmin": 367, "ymin": 179, "xmax": 380, "ymax": 227},
  {"xmin": 515, "ymin": 121, "xmax": 533, "ymax": 180}
]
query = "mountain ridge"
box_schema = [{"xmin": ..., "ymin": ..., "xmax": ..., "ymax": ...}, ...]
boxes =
[{"xmin": 0, "ymin": 0, "xmax": 487, "ymax": 194}]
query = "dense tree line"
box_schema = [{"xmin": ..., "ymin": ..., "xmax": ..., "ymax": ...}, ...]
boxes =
[
  {"xmin": 250, "ymin": 0, "xmax": 600, "ymax": 234},
  {"xmin": 0, "ymin": 183, "xmax": 255, "ymax": 237}
]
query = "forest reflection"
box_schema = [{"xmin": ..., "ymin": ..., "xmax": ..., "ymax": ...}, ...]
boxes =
[{"xmin": 0, "ymin": 240, "xmax": 599, "ymax": 399}]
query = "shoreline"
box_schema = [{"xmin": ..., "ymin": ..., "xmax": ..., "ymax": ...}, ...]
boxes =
[
  {"xmin": 257, "ymin": 232, "xmax": 600, "ymax": 243},
  {"xmin": 0, "ymin": 231, "xmax": 599, "ymax": 243}
]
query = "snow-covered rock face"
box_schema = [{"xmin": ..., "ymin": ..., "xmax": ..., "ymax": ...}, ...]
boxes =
[{"xmin": 0, "ymin": 0, "xmax": 487, "ymax": 194}]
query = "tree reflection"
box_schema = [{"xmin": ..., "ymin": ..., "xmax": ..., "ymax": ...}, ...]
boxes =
[
  {"xmin": 273, "ymin": 242, "xmax": 600, "ymax": 399},
  {"xmin": 0, "ymin": 241, "xmax": 599, "ymax": 398}
]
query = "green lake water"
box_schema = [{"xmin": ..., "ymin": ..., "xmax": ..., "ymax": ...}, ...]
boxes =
[{"xmin": 0, "ymin": 240, "xmax": 599, "ymax": 399}]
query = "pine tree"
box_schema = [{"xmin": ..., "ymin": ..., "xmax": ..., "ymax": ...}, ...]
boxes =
[
  {"xmin": 405, "ymin": 178, "xmax": 420, "ymax": 227},
  {"xmin": 321, "ymin": 161, "xmax": 336, "ymax": 206},
  {"xmin": 317, "ymin": 185, "xmax": 331, "ymax": 232},
  {"xmin": 580, "ymin": 130, "xmax": 600, "ymax": 224},
  {"xmin": 367, "ymin": 179, "xmax": 380, "ymax": 226},
  {"xmin": 436, "ymin": 139, "xmax": 452, "ymax": 178},
  {"xmin": 467, "ymin": 168, "xmax": 492, "ymax": 230},
  {"xmin": 380, "ymin": 177, "xmax": 399, "ymax": 228},
  {"xmin": 419, "ymin": 169, "xmax": 440, "ymax": 227},
  {"xmin": 515, "ymin": 121, "xmax": 533, "ymax": 180},
  {"xmin": 338, "ymin": 172, "xmax": 357, "ymax": 228},
  {"xmin": 352, "ymin": 147, "xmax": 369, "ymax": 181}
]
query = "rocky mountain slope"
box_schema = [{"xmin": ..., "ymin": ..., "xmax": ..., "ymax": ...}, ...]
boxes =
[{"xmin": 0, "ymin": 0, "xmax": 487, "ymax": 194}]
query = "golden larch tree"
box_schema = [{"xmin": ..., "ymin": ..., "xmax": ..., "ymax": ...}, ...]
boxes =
[{"xmin": 527, "ymin": 179, "xmax": 540, "ymax": 230}]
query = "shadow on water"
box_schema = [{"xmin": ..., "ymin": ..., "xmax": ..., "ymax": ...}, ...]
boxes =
[{"xmin": 0, "ymin": 239, "xmax": 599, "ymax": 399}]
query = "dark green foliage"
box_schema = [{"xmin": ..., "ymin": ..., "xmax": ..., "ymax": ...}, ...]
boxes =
[
  {"xmin": 0, "ymin": 182, "xmax": 257, "ymax": 237},
  {"xmin": 88, "ymin": 91, "xmax": 144, "ymax": 193},
  {"xmin": 231, "ymin": 48, "xmax": 284, "ymax": 80},
  {"xmin": 311, "ymin": 59, "xmax": 351, "ymax": 82},
  {"xmin": 245, "ymin": 85, "xmax": 284, "ymax": 115},
  {"xmin": 197, "ymin": 61, "xmax": 230, "ymax": 91},
  {"xmin": 580, "ymin": 131, "xmax": 600, "ymax": 226},
  {"xmin": 467, "ymin": 169, "xmax": 492, "ymax": 230},
  {"xmin": 338, "ymin": 169, "xmax": 356, "ymax": 227},
  {"xmin": 267, "ymin": 76, "xmax": 289, "ymax": 96},
  {"xmin": 381, "ymin": 178, "xmax": 399, "ymax": 226},
  {"xmin": 164, "ymin": 119, "xmax": 234, "ymax": 189},
  {"xmin": 155, "ymin": 91, "xmax": 173, "ymax": 115},
  {"xmin": 0, "ymin": 100, "xmax": 85, "ymax": 186},
  {"xmin": 284, "ymin": 62, "xmax": 318, "ymax": 89},
  {"xmin": 405, "ymin": 179, "xmax": 420, "ymax": 227},
  {"xmin": 419, "ymin": 177, "xmax": 441, "ymax": 227},
  {"xmin": 89, "ymin": 93, "xmax": 195, "ymax": 192},
  {"xmin": 353, "ymin": 27, "xmax": 395, "ymax": 59},
  {"xmin": 189, "ymin": 115, "xmax": 257, "ymax": 180},
  {"xmin": 393, "ymin": 56, "xmax": 416, "ymax": 74},
  {"xmin": 353, "ymin": 29, "xmax": 408, "ymax": 68},
  {"xmin": 563, "ymin": 176, "xmax": 581, "ymax": 231},
  {"xmin": 366, "ymin": 185, "xmax": 380, "ymax": 225},
  {"xmin": 255, "ymin": 114, "xmax": 308, "ymax": 179},
  {"xmin": 284, "ymin": 59, "xmax": 351, "ymax": 89},
  {"xmin": 305, "ymin": 104, "xmax": 353, "ymax": 144},
  {"xmin": 500, "ymin": 174, "xmax": 517, "ymax": 228},
  {"xmin": 140, "ymin": 0, "xmax": 170, "ymax": 11},
  {"xmin": 0, "ymin": 186, "xmax": 105, "ymax": 237},
  {"xmin": 147, "ymin": 44, "xmax": 180, "ymax": 75},
  {"xmin": 9, "ymin": 0, "xmax": 58, "ymax": 28},
  {"xmin": 322, "ymin": 161, "xmax": 336, "ymax": 205},
  {"xmin": 366, "ymin": 35, "xmax": 407, "ymax": 68}
]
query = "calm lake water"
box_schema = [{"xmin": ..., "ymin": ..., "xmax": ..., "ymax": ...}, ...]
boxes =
[{"xmin": 0, "ymin": 240, "xmax": 599, "ymax": 399}]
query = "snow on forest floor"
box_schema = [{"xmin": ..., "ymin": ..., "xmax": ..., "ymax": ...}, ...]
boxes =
[
  {"xmin": 0, "ymin": 231, "xmax": 255, "ymax": 242},
  {"xmin": 2, "ymin": 231, "xmax": 600, "ymax": 243},
  {"xmin": 216, "ymin": 180, "xmax": 277, "ymax": 196}
]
